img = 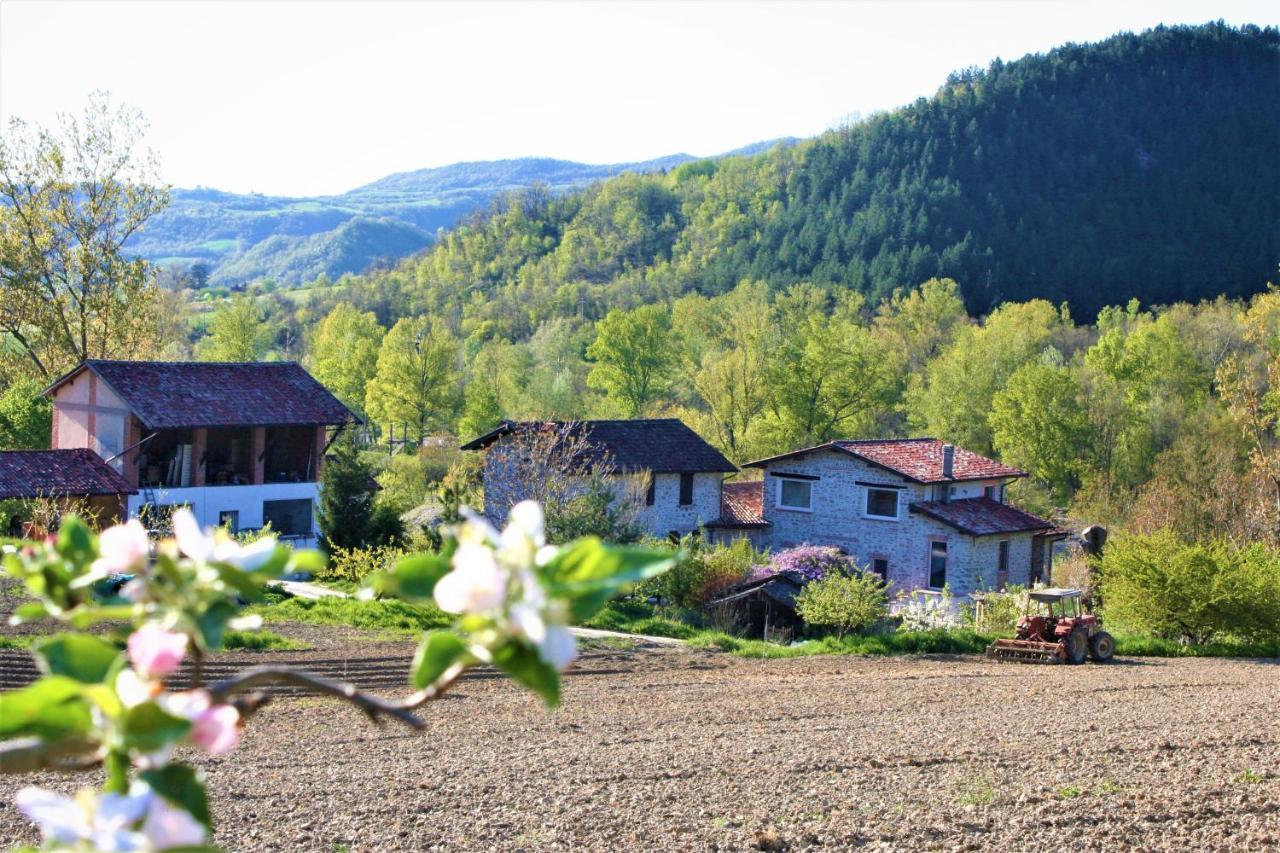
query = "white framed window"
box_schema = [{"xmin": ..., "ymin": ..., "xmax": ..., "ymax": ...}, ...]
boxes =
[
  {"xmin": 864, "ymin": 487, "xmax": 899, "ymax": 520},
  {"xmin": 776, "ymin": 478, "xmax": 812, "ymax": 511}
]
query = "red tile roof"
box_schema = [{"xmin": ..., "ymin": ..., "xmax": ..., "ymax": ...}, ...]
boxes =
[
  {"xmin": 909, "ymin": 497, "xmax": 1054, "ymax": 536},
  {"xmin": 46, "ymin": 361, "xmax": 355, "ymax": 430},
  {"xmin": 747, "ymin": 437, "xmax": 1025, "ymax": 484},
  {"xmin": 707, "ymin": 480, "xmax": 770, "ymax": 529},
  {"xmin": 461, "ymin": 420, "xmax": 736, "ymax": 474},
  {"xmin": 0, "ymin": 449, "xmax": 136, "ymax": 500}
]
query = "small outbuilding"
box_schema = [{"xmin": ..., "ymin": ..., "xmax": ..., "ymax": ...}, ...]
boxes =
[
  {"xmin": 702, "ymin": 571, "xmax": 809, "ymax": 640},
  {"xmin": 0, "ymin": 448, "xmax": 137, "ymax": 533}
]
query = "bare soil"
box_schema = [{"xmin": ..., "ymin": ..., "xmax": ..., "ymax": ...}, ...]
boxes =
[{"xmin": 1, "ymin": 624, "xmax": 1277, "ymax": 851}]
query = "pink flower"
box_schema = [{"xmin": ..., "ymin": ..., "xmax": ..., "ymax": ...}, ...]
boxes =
[
  {"xmin": 190, "ymin": 703, "xmax": 240, "ymax": 755},
  {"xmin": 164, "ymin": 690, "xmax": 242, "ymax": 755},
  {"xmin": 127, "ymin": 625, "xmax": 188, "ymax": 680},
  {"xmin": 91, "ymin": 519, "xmax": 150, "ymax": 574},
  {"xmin": 141, "ymin": 797, "xmax": 206, "ymax": 848}
]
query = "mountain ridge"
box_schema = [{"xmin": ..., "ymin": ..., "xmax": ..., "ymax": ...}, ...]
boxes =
[{"xmin": 132, "ymin": 140, "xmax": 800, "ymax": 287}]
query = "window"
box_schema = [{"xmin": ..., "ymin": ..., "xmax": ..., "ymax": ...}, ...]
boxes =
[
  {"xmin": 929, "ymin": 541, "xmax": 947, "ymax": 589},
  {"xmin": 996, "ymin": 540, "xmax": 1010, "ymax": 587},
  {"xmin": 871, "ymin": 557, "xmax": 889, "ymax": 582},
  {"xmin": 984, "ymin": 485, "xmax": 996, "ymax": 500},
  {"xmin": 645, "ymin": 475, "xmax": 655, "ymax": 506},
  {"xmin": 678, "ymin": 472, "xmax": 694, "ymax": 507},
  {"xmin": 865, "ymin": 487, "xmax": 899, "ymax": 520},
  {"xmin": 777, "ymin": 478, "xmax": 812, "ymax": 511},
  {"xmin": 263, "ymin": 499, "xmax": 313, "ymax": 538},
  {"xmin": 219, "ymin": 510, "xmax": 240, "ymax": 533},
  {"xmin": 933, "ymin": 484, "xmax": 952, "ymax": 502}
]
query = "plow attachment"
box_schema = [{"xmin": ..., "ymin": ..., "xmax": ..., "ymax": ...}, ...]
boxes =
[{"xmin": 985, "ymin": 638, "xmax": 1066, "ymax": 664}]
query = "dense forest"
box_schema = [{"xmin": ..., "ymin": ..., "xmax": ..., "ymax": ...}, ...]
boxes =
[{"xmin": 290, "ymin": 22, "xmax": 1278, "ymax": 331}]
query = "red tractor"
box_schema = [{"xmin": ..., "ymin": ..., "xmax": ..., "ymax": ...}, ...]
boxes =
[{"xmin": 986, "ymin": 588, "xmax": 1115, "ymax": 664}]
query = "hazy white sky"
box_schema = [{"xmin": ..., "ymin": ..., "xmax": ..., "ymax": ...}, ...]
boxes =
[{"xmin": 1, "ymin": 1, "xmax": 1274, "ymax": 197}]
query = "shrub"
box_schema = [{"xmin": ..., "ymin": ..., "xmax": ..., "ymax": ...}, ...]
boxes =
[
  {"xmin": 648, "ymin": 537, "xmax": 764, "ymax": 609},
  {"xmin": 1098, "ymin": 531, "xmax": 1280, "ymax": 643},
  {"xmin": 795, "ymin": 572, "xmax": 888, "ymax": 638},
  {"xmin": 319, "ymin": 545, "xmax": 406, "ymax": 585},
  {"xmin": 972, "ymin": 585, "xmax": 1027, "ymax": 634},
  {"xmin": 753, "ymin": 545, "xmax": 856, "ymax": 582}
]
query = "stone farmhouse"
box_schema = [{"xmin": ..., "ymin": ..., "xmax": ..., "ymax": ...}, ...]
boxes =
[
  {"xmin": 460, "ymin": 419, "xmax": 736, "ymax": 538},
  {"xmin": 1, "ymin": 360, "xmax": 355, "ymax": 546},
  {"xmin": 709, "ymin": 438, "xmax": 1066, "ymax": 596},
  {"xmin": 466, "ymin": 421, "xmax": 1064, "ymax": 598}
]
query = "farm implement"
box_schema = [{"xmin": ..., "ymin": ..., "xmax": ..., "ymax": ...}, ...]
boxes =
[{"xmin": 986, "ymin": 588, "xmax": 1114, "ymax": 665}]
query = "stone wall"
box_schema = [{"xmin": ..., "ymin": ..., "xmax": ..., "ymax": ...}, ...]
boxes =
[{"xmin": 749, "ymin": 449, "xmax": 1030, "ymax": 596}]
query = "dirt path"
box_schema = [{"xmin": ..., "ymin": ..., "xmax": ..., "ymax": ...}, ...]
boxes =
[{"xmin": 1, "ymin": 640, "xmax": 1276, "ymax": 852}]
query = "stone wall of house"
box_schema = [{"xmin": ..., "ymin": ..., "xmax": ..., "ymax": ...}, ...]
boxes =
[
  {"xmin": 752, "ymin": 449, "xmax": 1021, "ymax": 596},
  {"xmin": 479, "ymin": 438, "xmax": 722, "ymax": 539},
  {"xmin": 636, "ymin": 472, "xmax": 723, "ymax": 539}
]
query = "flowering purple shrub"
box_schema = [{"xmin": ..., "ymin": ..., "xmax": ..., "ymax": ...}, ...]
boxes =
[{"xmin": 751, "ymin": 545, "xmax": 857, "ymax": 582}]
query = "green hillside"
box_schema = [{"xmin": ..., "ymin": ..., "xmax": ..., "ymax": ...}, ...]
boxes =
[
  {"xmin": 130, "ymin": 146, "xmax": 796, "ymax": 287},
  {"xmin": 333, "ymin": 22, "xmax": 1277, "ymax": 328}
]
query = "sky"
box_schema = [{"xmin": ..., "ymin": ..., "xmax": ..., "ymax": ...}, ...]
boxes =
[{"xmin": 1, "ymin": 1, "xmax": 1275, "ymax": 197}]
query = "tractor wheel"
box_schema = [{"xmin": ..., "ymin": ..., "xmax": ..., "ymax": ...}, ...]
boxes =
[
  {"xmin": 1089, "ymin": 631, "xmax": 1115, "ymax": 662},
  {"xmin": 1066, "ymin": 627, "xmax": 1089, "ymax": 664}
]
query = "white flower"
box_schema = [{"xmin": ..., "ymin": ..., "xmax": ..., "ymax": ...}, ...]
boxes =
[
  {"xmin": 212, "ymin": 535, "xmax": 278, "ymax": 571},
  {"xmin": 91, "ymin": 519, "xmax": 150, "ymax": 575},
  {"xmin": 172, "ymin": 509, "xmax": 214, "ymax": 563},
  {"xmin": 15, "ymin": 785, "xmax": 151, "ymax": 851},
  {"xmin": 538, "ymin": 625, "xmax": 578, "ymax": 671},
  {"xmin": 174, "ymin": 508, "xmax": 277, "ymax": 571},
  {"xmin": 433, "ymin": 544, "xmax": 508, "ymax": 614},
  {"xmin": 114, "ymin": 668, "xmax": 160, "ymax": 708}
]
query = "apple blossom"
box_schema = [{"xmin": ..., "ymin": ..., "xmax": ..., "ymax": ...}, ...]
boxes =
[
  {"xmin": 140, "ymin": 796, "xmax": 207, "ymax": 848},
  {"xmin": 433, "ymin": 543, "xmax": 508, "ymax": 614},
  {"xmin": 162, "ymin": 689, "xmax": 242, "ymax": 756},
  {"xmin": 15, "ymin": 784, "xmax": 151, "ymax": 851},
  {"xmin": 114, "ymin": 668, "xmax": 161, "ymax": 708},
  {"xmin": 91, "ymin": 519, "xmax": 150, "ymax": 575},
  {"xmin": 171, "ymin": 509, "xmax": 214, "ymax": 563},
  {"xmin": 127, "ymin": 625, "xmax": 188, "ymax": 680}
]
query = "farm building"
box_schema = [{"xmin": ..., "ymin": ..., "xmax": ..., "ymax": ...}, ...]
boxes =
[
  {"xmin": 461, "ymin": 419, "xmax": 736, "ymax": 540},
  {"xmin": 14, "ymin": 359, "xmax": 357, "ymax": 544}
]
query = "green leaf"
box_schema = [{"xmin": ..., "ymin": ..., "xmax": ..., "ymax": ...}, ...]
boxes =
[
  {"xmin": 491, "ymin": 640, "xmax": 560, "ymax": 707},
  {"xmin": 122, "ymin": 701, "xmax": 192, "ymax": 752},
  {"xmin": 390, "ymin": 553, "xmax": 452, "ymax": 601},
  {"xmin": 289, "ymin": 549, "xmax": 326, "ymax": 575},
  {"xmin": 0, "ymin": 676, "xmax": 93, "ymax": 738},
  {"xmin": 10, "ymin": 601, "xmax": 50, "ymax": 623},
  {"xmin": 31, "ymin": 634, "xmax": 121, "ymax": 683},
  {"xmin": 542, "ymin": 539, "xmax": 678, "ymax": 620},
  {"xmin": 54, "ymin": 517, "xmax": 96, "ymax": 565},
  {"xmin": 197, "ymin": 600, "xmax": 240, "ymax": 650},
  {"xmin": 410, "ymin": 631, "xmax": 467, "ymax": 689},
  {"xmin": 141, "ymin": 763, "xmax": 212, "ymax": 829}
]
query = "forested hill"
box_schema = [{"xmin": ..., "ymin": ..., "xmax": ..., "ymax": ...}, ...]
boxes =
[
  {"xmin": 341, "ymin": 22, "xmax": 1278, "ymax": 326},
  {"xmin": 131, "ymin": 143, "xmax": 795, "ymax": 288}
]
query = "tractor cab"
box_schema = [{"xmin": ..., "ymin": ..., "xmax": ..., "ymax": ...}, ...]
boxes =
[
  {"xmin": 1018, "ymin": 588, "xmax": 1093, "ymax": 643},
  {"xmin": 988, "ymin": 587, "xmax": 1114, "ymax": 665}
]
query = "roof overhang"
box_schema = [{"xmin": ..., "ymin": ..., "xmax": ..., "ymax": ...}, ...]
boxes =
[{"xmin": 744, "ymin": 440, "xmax": 1026, "ymax": 485}]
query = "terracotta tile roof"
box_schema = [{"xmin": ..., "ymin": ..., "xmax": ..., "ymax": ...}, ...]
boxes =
[
  {"xmin": 460, "ymin": 419, "xmax": 736, "ymax": 474},
  {"xmin": 909, "ymin": 497, "xmax": 1054, "ymax": 536},
  {"xmin": 47, "ymin": 361, "xmax": 355, "ymax": 430},
  {"xmin": 0, "ymin": 449, "xmax": 136, "ymax": 500},
  {"xmin": 746, "ymin": 437, "xmax": 1025, "ymax": 484},
  {"xmin": 707, "ymin": 480, "xmax": 770, "ymax": 529}
]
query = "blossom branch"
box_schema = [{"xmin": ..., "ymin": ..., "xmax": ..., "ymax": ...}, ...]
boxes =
[{"xmin": 206, "ymin": 666, "xmax": 439, "ymax": 729}]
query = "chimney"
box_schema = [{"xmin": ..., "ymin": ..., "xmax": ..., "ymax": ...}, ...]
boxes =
[{"xmin": 941, "ymin": 443, "xmax": 955, "ymax": 480}]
